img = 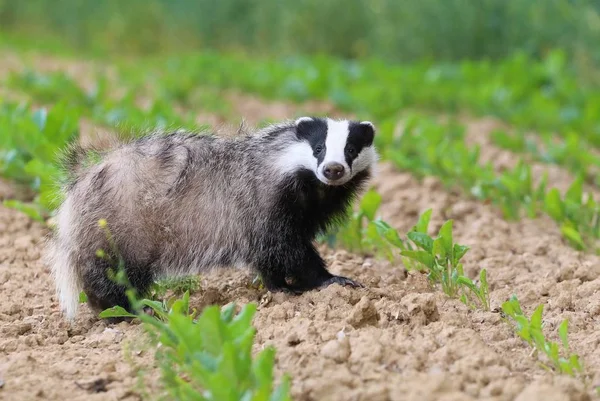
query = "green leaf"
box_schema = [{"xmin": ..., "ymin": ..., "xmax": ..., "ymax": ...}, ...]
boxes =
[
  {"xmin": 3, "ymin": 200, "xmax": 45, "ymax": 222},
  {"xmin": 400, "ymin": 250, "xmax": 435, "ymax": 269},
  {"xmin": 373, "ymin": 220, "xmax": 404, "ymax": 248},
  {"xmin": 530, "ymin": 304, "xmax": 543, "ymax": 331},
  {"xmin": 432, "ymin": 237, "xmax": 446, "ymax": 259},
  {"xmin": 221, "ymin": 302, "xmax": 237, "ymax": 323},
  {"xmin": 196, "ymin": 306, "xmax": 226, "ymax": 355},
  {"xmin": 558, "ymin": 320, "xmax": 569, "ymax": 350},
  {"xmin": 270, "ymin": 375, "xmax": 292, "ymax": 401},
  {"xmin": 229, "ymin": 303, "xmax": 257, "ymax": 340},
  {"xmin": 98, "ymin": 305, "xmax": 137, "ymax": 319},
  {"xmin": 559, "ymin": 359, "xmax": 574, "ymax": 376},
  {"xmin": 359, "ymin": 190, "xmax": 382, "ymax": 221},
  {"xmin": 544, "ymin": 188, "xmax": 564, "ymax": 222},
  {"xmin": 569, "ymin": 354, "xmax": 583, "ymax": 373},
  {"xmin": 31, "ymin": 107, "xmax": 48, "ymax": 130},
  {"xmin": 438, "ymin": 220, "xmax": 454, "ymax": 257},
  {"xmin": 560, "ymin": 224, "xmax": 585, "ymax": 250},
  {"xmin": 78, "ymin": 291, "xmax": 88, "ymax": 303},
  {"xmin": 413, "ymin": 208, "xmax": 432, "ymax": 233},
  {"xmin": 407, "ymin": 231, "xmax": 433, "ymax": 252},
  {"xmin": 452, "ymin": 244, "xmax": 470, "ymax": 265},
  {"xmin": 565, "ymin": 176, "xmax": 583, "ymax": 203}
]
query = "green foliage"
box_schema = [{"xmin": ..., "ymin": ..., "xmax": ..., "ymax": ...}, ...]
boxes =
[
  {"xmin": 330, "ymin": 204, "xmax": 490, "ymax": 311},
  {"xmin": 502, "ymin": 295, "xmax": 584, "ymax": 377},
  {"xmin": 399, "ymin": 211, "xmax": 490, "ymax": 311},
  {"xmin": 100, "ymin": 293, "xmax": 292, "ymax": 401},
  {"xmin": 543, "ymin": 177, "xmax": 600, "ymax": 252},
  {"xmin": 2, "ymin": 0, "xmax": 600, "ymax": 79},
  {"xmin": 151, "ymin": 276, "xmax": 202, "ymax": 299},
  {"xmin": 324, "ymin": 189, "xmax": 399, "ymax": 260},
  {"xmin": 92, "ymin": 220, "xmax": 291, "ymax": 401},
  {"xmin": 143, "ymin": 300, "xmax": 291, "ymax": 401},
  {"xmin": 0, "ymin": 100, "xmax": 80, "ymax": 216},
  {"xmin": 491, "ymin": 129, "xmax": 600, "ymax": 186}
]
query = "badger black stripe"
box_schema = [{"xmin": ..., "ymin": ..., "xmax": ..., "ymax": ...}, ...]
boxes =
[
  {"xmin": 345, "ymin": 121, "xmax": 375, "ymax": 168},
  {"xmin": 295, "ymin": 117, "xmax": 328, "ymax": 164}
]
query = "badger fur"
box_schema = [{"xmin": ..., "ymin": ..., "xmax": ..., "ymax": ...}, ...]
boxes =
[{"xmin": 45, "ymin": 117, "xmax": 378, "ymax": 320}]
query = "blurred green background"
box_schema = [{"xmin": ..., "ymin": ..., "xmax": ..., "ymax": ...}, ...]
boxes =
[
  {"xmin": 1, "ymin": 0, "xmax": 599, "ymax": 73},
  {"xmin": 1, "ymin": 0, "xmax": 600, "ymax": 251}
]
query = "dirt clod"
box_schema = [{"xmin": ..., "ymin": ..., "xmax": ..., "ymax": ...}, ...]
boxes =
[
  {"xmin": 321, "ymin": 336, "xmax": 351, "ymax": 363},
  {"xmin": 346, "ymin": 295, "xmax": 379, "ymax": 328}
]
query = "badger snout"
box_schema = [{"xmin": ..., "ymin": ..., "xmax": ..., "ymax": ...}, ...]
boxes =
[{"xmin": 322, "ymin": 162, "xmax": 346, "ymax": 182}]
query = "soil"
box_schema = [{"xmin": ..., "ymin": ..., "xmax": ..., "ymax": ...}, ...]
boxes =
[{"xmin": 1, "ymin": 52, "xmax": 600, "ymax": 401}]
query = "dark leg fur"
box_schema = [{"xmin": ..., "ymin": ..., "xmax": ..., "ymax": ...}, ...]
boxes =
[
  {"xmin": 257, "ymin": 241, "xmax": 362, "ymax": 294},
  {"xmin": 82, "ymin": 257, "xmax": 154, "ymax": 320}
]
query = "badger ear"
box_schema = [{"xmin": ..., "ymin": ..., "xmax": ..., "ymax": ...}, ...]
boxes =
[
  {"xmin": 359, "ymin": 121, "xmax": 376, "ymax": 134},
  {"xmin": 295, "ymin": 116, "xmax": 313, "ymax": 126},
  {"xmin": 295, "ymin": 116, "xmax": 315, "ymax": 139}
]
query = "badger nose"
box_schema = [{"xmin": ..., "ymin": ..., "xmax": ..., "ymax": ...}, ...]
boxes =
[{"xmin": 323, "ymin": 162, "xmax": 345, "ymax": 180}]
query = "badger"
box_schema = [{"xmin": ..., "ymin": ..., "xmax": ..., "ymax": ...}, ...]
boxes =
[{"xmin": 45, "ymin": 116, "xmax": 378, "ymax": 320}]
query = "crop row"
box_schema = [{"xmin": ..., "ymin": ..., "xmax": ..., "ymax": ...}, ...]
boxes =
[
  {"xmin": 1, "ymin": 52, "xmax": 599, "ymax": 397},
  {"xmin": 3, "ymin": 51, "xmax": 599, "ymax": 254}
]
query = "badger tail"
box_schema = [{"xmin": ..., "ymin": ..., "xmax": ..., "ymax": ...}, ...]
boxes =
[{"xmin": 44, "ymin": 196, "xmax": 83, "ymax": 320}]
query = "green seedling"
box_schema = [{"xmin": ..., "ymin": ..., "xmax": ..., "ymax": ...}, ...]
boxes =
[
  {"xmin": 145, "ymin": 300, "xmax": 292, "ymax": 401},
  {"xmin": 335, "ymin": 205, "xmax": 491, "ymax": 311},
  {"xmin": 323, "ymin": 189, "xmax": 400, "ymax": 261},
  {"xmin": 397, "ymin": 211, "xmax": 490, "ymax": 311},
  {"xmin": 0, "ymin": 101, "xmax": 80, "ymax": 216},
  {"xmin": 544, "ymin": 176, "xmax": 600, "ymax": 253},
  {"xmin": 501, "ymin": 295, "xmax": 584, "ymax": 377},
  {"xmin": 92, "ymin": 219, "xmax": 291, "ymax": 400},
  {"xmin": 150, "ymin": 276, "xmax": 202, "ymax": 299}
]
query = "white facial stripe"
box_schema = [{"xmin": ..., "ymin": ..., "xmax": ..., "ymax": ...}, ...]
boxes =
[
  {"xmin": 352, "ymin": 146, "xmax": 378, "ymax": 175},
  {"xmin": 323, "ymin": 119, "xmax": 350, "ymax": 168},
  {"xmin": 274, "ymin": 140, "xmax": 317, "ymax": 175}
]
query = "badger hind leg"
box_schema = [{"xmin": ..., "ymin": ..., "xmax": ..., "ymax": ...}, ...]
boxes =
[{"xmin": 81, "ymin": 256, "xmax": 155, "ymax": 321}]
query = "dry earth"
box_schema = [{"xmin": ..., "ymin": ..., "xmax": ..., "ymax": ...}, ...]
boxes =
[{"xmin": 1, "ymin": 52, "xmax": 599, "ymax": 401}]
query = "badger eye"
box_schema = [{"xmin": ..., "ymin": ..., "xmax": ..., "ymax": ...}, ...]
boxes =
[
  {"xmin": 347, "ymin": 146, "xmax": 357, "ymax": 156},
  {"xmin": 315, "ymin": 145, "xmax": 323, "ymax": 154}
]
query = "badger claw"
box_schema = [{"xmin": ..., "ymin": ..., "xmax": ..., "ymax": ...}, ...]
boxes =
[{"xmin": 319, "ymin": 275, "xmax": 364, "ymax": 289}]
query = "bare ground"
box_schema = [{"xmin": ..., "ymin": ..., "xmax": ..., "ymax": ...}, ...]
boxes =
[{"xmin": 1, "ymin": 53, "xmax": 599, "ymax": 401}]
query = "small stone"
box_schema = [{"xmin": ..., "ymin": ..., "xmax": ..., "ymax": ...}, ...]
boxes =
[
  {"xmin": 16, "ymin": 322, "xmax": 32, "ymax": 335},
  {"xmin": 321, "ymin": 336, "xmax": 351, "ymax": 363}
]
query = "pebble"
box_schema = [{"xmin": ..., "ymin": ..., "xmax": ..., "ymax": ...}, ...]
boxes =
[{"xmin": 321, "ymin": 336, "xmax": 351, "ymax": 363}]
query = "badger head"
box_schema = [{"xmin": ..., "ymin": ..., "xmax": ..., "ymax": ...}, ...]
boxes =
[{"xmin": 289, "ymin": 116, "xmax": 378, "ymax": 186}]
